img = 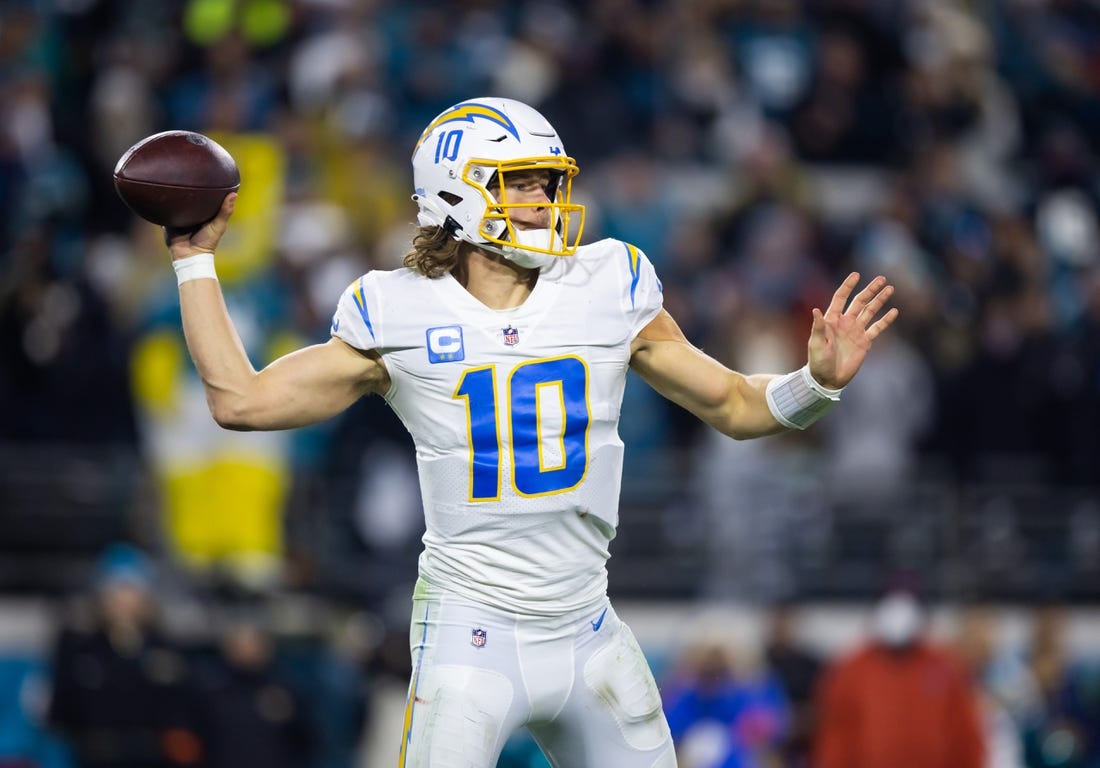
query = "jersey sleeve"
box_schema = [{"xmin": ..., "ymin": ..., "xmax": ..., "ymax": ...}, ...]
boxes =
[
  {"xmin": 621, "ymin": 242, "xmax": 664, "ymax": 338},
  {"xmin": 330, "ymin": 272, "xmax": 382, "ymax": 352}
]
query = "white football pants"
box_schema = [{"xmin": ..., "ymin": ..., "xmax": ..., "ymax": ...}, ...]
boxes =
[{"xmin": 398, "ymin": 581, "xmax": 677, "ymax": 768}]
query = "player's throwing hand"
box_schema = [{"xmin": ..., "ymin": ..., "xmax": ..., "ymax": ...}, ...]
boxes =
[{"xmin": 164, "ymin": 192, "xmax": 236, "ymax": 260}]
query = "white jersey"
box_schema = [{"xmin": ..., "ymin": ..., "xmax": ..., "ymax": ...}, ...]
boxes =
[{"xmin": 331, "ymin": 238, "xmax": 663, "ymax": 616}]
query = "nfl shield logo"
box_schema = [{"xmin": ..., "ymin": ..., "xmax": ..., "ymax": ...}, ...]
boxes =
[
  {"xmin": 502, "ymin": 326, "xmax": 519, "ymax": 346},
  {"xmin": 471, "ymin": 628, "xmax": 487, "ymax": 648}
]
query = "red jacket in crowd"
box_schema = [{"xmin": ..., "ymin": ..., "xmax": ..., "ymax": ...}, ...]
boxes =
[{"xmin": 813, "ymin": 640, "xmax": 986, "ymax": 768}]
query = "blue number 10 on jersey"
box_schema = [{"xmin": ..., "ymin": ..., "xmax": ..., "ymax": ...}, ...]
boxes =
[{"xmin": 454, "ymin": 356, "xmax": 590, "ymax": 501}]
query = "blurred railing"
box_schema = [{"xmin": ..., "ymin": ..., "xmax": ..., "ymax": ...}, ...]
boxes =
[
  {"xmin": 608, "ymin": 473, "xmax": 1100, "ymax": 603},
  {"xmin": 2, "ymin": 442, "xmax": 1098, "ymax": 602},
  {"xmin": 0, "ymin": 444, "xmax": 152, "ymax": 591}
]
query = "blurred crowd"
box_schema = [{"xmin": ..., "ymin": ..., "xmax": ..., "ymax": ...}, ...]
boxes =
[
  {"xmin": 659, "ymin": 591, "xmax": 1100, "ymax": 768},
  {"xmin": 1, "ymin": 544, "xmax": 380, "ymax": 768},
  {"xmin": 2, "ymin": 0, "xmax": 1100, "ymax": 584},
  {"xmin": 2, "ymin": 545, "xmax": 1098, "ymax": 768},
  {"xmin": 2, "ymin": 0, "xmax": 1100, "ymax": 765}
]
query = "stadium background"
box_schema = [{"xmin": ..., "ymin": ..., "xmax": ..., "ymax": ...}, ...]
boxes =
[{"xmin": 1, "ymin": 0, "xmax": 1099, "ymax": 766}]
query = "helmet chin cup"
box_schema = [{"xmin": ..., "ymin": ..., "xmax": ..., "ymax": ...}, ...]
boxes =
[{"xmin": 491, "ymin": 228, "xmax": 561, "ymax": 270}]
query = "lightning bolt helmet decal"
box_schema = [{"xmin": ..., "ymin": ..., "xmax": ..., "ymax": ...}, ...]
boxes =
[{"xmin": 413, "ymin": 102, "xmax": 521, "ymax": 155}]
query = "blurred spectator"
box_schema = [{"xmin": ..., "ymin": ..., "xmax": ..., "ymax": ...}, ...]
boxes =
[
  {"xmin": 664, "ymin": 632, "xmax": 790, "ymax": 768},
  {"xmin": 595, "ymin": 150, "xmax": 678, "ymax": 267},
  {"xmin": 813, "ymin": 590, "xmax": 986, "ymax": 768},
  {"xmin": 787, "ymin": 16, "xmax": 900, "ymax": 165},
  {"xmin": 821, "ymin": 329, "xmax": 935, "ymax": 510},
  {"xmin": 0, "ymin": 653, "xmax": 72, "ymax": 768},
  {"xmin": 727, "ymin": 0, "xmax": 816, "ymax": 124},
  {"xmin": 988, "ymin": 0, "xmax": 1100, "ymax": 154},
  {"xmin": 1023, "ymin": 606, "xmax": 1100, "ymax": 768},
  {"xmin": 191, "ymin": 614, "xmax": 310, "ymax": 768},
  {"xmin": 127, "ymin": 130, "xmax": 301, "ymax": 588},
  {"xmin": 46, "ymin": 544, "xmax": 201, "ymax": 768},
  {"xmin": 311, "ymin": 392, "xmax": 422, "ymax": 609},
  {"xmin": 166, "ymin": 28, "xmax": 281, "ymax": 134},
  {"xmin": 285, "ymin": 612, "xmax": 377, "ymax": 768},
  {"xmin": 762, "ymin": 603, "xmax": 822, "ymax": 768},
  {"xmin": 0, "ymin": 223, "xmax": 137, "ymax": 445},
  {"xmin": 955, "ymin": 605, "xmax": 1039, "ymax": 768}
]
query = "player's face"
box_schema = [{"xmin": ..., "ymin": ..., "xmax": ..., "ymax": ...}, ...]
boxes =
[{"xmin": 488, "ymin": 170, "xmax": 553, "ymax": 230}]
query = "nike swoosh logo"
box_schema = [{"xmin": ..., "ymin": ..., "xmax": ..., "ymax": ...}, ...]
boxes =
[
  {"xmin": 591, "ymin": 608, "xmax": 608, "ymax": 632},
  {"xmin": 331, "ymin": 317, "xmax": 340, "ymax": 332}
]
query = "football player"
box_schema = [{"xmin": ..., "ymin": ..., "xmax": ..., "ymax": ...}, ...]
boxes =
[{"xmin": 165, "ymin": 97, "xmax": 897, "ymax": 767}]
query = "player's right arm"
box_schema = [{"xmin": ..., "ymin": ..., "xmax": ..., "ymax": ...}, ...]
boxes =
[{"xmin": 165, "ymin": 194, "xmax": 388, "ymax": 431}]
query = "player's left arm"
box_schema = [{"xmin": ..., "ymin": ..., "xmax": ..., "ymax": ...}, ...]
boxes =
[{"xmin": 629, "ymin": 273, "xmax": 898, "ymax": 439}]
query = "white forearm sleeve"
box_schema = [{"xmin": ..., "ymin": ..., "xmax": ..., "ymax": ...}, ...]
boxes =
[{"xmin": 765, "ymin": 364, "xmax": 844, "ymax": 430}]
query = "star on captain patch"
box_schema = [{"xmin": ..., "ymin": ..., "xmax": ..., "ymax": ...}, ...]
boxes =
[
  {"xmin": 502, "ymin": 326, "xmax": 519, "ymax": 346},
  {"xmin": 471, "ymin": 628, "xmax": 487, "ymax": 648}
]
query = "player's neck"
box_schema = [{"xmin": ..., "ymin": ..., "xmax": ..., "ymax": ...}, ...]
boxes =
[{"xmin": 457, "ymin": 248, "xmax": 538, "ymax": 310}]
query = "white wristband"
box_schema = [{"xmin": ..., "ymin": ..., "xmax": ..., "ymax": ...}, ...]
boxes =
[
  {"xmin": 765, "ymin": 364, "xmax": 844, "ymax": 430},
  {"xmin": 173, "ymin": 252, "xmax": 217, "ymax": 285}
]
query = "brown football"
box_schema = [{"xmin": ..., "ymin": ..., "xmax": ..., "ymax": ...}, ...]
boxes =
[{"xmin": 113, "ymin": 130, "xmax": 240, "ymax": 229}]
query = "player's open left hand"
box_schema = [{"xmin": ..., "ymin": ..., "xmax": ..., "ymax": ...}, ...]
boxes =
[
  {"xmin": 164, "ymin": 192, "xmax": 236, "ymax": 261},
  {"xmin": 807, "ymin": 272, "xmax": 898, "ymax": 390}
]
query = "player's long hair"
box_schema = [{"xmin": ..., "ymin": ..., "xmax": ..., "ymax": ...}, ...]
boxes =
[{"xmin": 403, "ymin": 225, "xmax": 464, "ymax": 279}]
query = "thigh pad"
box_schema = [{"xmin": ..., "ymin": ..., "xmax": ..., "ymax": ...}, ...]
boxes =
[{"xmin": 582, "ymin": 624, "xmax": 670, "ymax": 752}]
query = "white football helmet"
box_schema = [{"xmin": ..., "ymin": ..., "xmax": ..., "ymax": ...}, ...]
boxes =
[{"xmin": 411, "ymin": 97, "xmax": 585, "ymax": 269}]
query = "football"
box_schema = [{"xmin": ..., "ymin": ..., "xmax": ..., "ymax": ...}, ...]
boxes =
[{"xmin": 113, "ymin": 130, "xmax": 240, "ymax": 229}]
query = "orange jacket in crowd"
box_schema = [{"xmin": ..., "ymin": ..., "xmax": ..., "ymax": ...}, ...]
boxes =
[{"xmin": 813, "ymin": 640, "xmax": 986, "ymax": 768}]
